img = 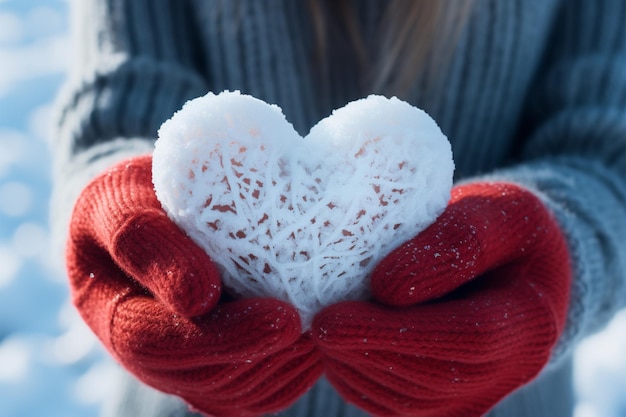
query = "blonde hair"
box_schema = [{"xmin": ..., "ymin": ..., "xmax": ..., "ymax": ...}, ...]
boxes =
[{"xmin": 309, "ymin": 0, "xmax": 475, "ymax": 97}]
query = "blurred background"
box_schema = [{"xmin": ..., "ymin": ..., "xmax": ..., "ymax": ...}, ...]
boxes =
[{"xmin": 0, "ymin": 1, "xmax": 624, "ymax": 416}]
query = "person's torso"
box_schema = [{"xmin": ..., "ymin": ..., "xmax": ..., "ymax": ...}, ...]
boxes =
[{"xmin": 189, "ymin": 0, "xmax": 561, "ymax": 180}]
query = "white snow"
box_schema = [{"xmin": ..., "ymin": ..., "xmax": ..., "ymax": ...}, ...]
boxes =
[
  {"xmin": 573, "ymin": 309, "xmax": 626, "ymax": 417},
  {"xmin": 154, "ymin": 91, "xmax": 454, "ymax": 329},
  {"xmin": 0, "ymin": 11, "xmax": 23, "ymax": 44},
  {"xmin": 0, "ymin": 336, "xmax": 30, "ymax": 382},
  {"xmin": 0, "ymin": 181, "xmax": 33, "ymax": 217},
  {"xmin": 0, "ymin": 2, "xmax": 624, "ymax": 416}
]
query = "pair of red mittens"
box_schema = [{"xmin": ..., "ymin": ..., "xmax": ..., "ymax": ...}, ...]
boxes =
[{"xmin": 67, "ymin": 155, "xmax": 570, "ymax": 417}]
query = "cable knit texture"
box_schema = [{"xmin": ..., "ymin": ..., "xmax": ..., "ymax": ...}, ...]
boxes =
[{"xmin": 53, "ymin": 0, "xmax": 625, "ymax": 416}]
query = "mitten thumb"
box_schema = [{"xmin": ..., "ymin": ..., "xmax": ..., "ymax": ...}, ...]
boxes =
[
  {"xmin": 371, "ymin": 182, "xmax": 570, "ymax": 314},
  {"xmin": 69, "ymin": 155, "xmax": 221, "ymax": 318}
]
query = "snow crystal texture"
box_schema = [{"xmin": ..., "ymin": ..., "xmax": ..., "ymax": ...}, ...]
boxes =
[{"xmin": 153, "ymin": 91, "xmax": 454, "ymax": 329}]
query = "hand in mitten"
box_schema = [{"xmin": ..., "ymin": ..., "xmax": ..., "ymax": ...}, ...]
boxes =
[
  {"xmin": 313, "ymin": 182, "xmax": 571, "ymax": 417},
  {"xmin": 67, "ymin": 155, "xmax": 322, "ymax": 417}
]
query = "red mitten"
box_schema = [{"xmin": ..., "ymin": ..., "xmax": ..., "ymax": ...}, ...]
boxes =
[
  {"xmin": 67, "ymin": 155, "xmax": 322, "ymax": 417},
  {"xmin": 313, "ymin": 182, "xmax": 571, "ymax": 417}
]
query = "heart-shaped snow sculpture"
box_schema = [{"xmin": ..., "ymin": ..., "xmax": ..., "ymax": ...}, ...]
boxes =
[{"xmin": 153, "ymin": 91, "xmax": 453, "ymax": 329}]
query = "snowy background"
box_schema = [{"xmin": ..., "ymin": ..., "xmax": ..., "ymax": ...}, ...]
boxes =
[{"xmin": 0, "ymin": 1, "xmax": 624, "ymax": 417}]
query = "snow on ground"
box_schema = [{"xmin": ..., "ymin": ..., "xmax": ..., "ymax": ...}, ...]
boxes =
[
  {"xmin": 0, "ymin": 2, "xmax": 115, "ymax": 416},
  {"xmin": 0, "ymin": 1, "xmax": 624, "ymax": 416}
]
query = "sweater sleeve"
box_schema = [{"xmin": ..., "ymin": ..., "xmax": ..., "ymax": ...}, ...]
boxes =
[
  {"xmin": 475, "ymin": 0, "xmax": 626, "ymax": 366},
  {"xmin": 51, "ymin": 0, "xmax": 208, "ymax": 246}
]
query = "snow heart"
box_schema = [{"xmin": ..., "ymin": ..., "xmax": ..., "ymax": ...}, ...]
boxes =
[{"xmin": 153, "ymin": 91, "xmax": 454, "ymax": 329}]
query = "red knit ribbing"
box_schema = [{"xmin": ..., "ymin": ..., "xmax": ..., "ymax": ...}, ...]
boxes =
[
  {"xmin": 313, "ymin": 182, "xmax": 571, "ymax": 417},
  {"xmin": 67, "ymin": 155, "xmax": 322, "ymax": 416}
]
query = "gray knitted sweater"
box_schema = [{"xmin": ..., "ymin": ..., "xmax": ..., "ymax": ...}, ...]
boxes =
[{"xmin": 53, "ymin": 0, "xmax": 625, "ymax": 416}]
